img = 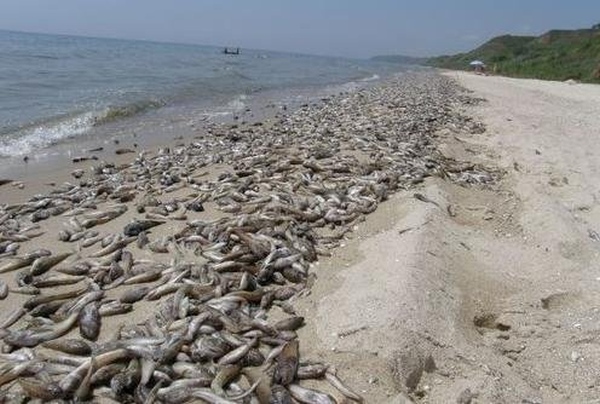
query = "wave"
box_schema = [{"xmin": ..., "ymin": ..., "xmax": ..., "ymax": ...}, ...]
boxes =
[
  {"xmin": 0, "ymin": 99, "xmax": 164, "ymax": 157},
  {"xmin": 93, "ymin": 99, "xmax": 165, "ymax": 125},
  {"xmin": 360, "ymin": 74, "xmax": 380, "ymax": 82},
  {"xmin": 0, "ymin": 112, "xmax": 97, "ymax": 157}
]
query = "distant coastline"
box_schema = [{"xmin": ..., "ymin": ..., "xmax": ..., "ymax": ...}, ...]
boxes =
[
  {"xmin": 425, "ymin": 25, "xmax": 600, "ymax": 83},
  {"xmin": 372, "ymin": 25, "xmax": 600, "ymax": 83}
]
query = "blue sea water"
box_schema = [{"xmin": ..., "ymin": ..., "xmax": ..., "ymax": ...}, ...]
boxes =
[{"xmin": 0, "ymin": 30, "xmax": 407, "ymax": 158}]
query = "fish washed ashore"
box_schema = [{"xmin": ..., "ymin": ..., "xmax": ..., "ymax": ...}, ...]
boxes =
[{"xmin": 0, "ymin": 72, "xmax": 493, "ymax": 402}]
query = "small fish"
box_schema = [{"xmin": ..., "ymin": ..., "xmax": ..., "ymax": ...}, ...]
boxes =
[
  {"xmin": 217, "ymin": 338, "xmax": 257, "ymax": 366},
  {"xmin": 0, "ymin": 281, "xmax": 8, "ymax": 300},
  {"xmin": 0, "ymin": 307, "xmax": 25, "ymax": 329},
  {"xmin": 297, "ymin": 363, "xmax": 329, "ymax": 379},
  {"xmin": 210, "ymin": 365, "xmax": 242, "ymax": 397},
  {"xmin": 29, "ymin": 300, "xmax": 65, "ymax": 318},
  {"xmin": 60, "ymin": 349, "xmax": 130, "ymax": 394},
  {"xmin": 4, "ymin": 311, "xmax": 79, "ymax": 347},
  {"xmin": 123, "ymin": 219, "xmax": 165, "ymax": 237},
  {"xmin": 98, "ymin": 301, "xmax": 132, "ymax": 317},
  {"xmin": 89, "ymin": 236, "xmax": 136, "ymax": 258},
  {"xmin": 137, "ymin": 231, "xmax": 150, "ymax": 249},
  {"xmin": 274, "ymin": 316, "xmax": 305, "ymax": 331},
  {"xmin": 32, "ymin": 274, "xmax": 85, "ymax": 288},
  {"xmin": 325, "ymin": 367, "xmax": 364, "ymax": 403},
  {"xmin": 119, "ymin": 286, "xmax": 151, "ymax": 303},
  {"xmin": 288, "ymin": 384, "xmax": 336, "ymax": 404},
  {"xmin": 30, "ymin": 252, "xmax": 73, "ymax": 276},
  {"xmin": 79, "ymin": 303, "xmax": 101, "ymax": 341},
  {"xmin": 271, "ymin": 384, "xmax": 294, "ymax": 404},
  {"xmin": 273, "ymin": 340, "xmax": 299, "ymax": 386},
  {"xmin": 24, "ymin": 286, "xmax": 87, "ymax": 310},
  {"xmin": 42, "ymin": 338, "xmax": 93, "ymax": 356},
  {"xmin": 18, "ymin": 378, "xmax": 63, "ymax": 401}
]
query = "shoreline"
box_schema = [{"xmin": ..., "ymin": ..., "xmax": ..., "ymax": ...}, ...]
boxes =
[
  {"xmin": 0, "ymin": 66, "xmax": 405, "ymax": 181},
  {"xmin": 0, "ymin": 74, "xmax": 394, "ymax": 189}
]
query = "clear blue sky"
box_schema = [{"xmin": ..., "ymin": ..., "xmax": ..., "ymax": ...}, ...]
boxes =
[{"xmin": 1, "ymin": 0, "xmax": 599, "ymax": 58}]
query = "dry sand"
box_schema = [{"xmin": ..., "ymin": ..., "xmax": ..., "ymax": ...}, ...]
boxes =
[{"xmin": 298, "ymin": 72, "xmax": 600, "ymax": 403}]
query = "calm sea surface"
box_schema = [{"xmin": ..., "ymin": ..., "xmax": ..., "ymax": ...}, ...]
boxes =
[{"xmin": 0, "ymin": 30, "xmax": 408, "ymax": 159}]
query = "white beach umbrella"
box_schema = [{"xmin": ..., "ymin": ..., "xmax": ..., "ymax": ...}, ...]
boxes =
[{"xmin": 469, "ymin": 60, "xmax": 485, "ymax": 66}]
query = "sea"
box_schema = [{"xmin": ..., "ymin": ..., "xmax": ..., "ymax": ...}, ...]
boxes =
[{"xmin": 0, "ymin": 30, "xmax": 412, "ymax": 175}]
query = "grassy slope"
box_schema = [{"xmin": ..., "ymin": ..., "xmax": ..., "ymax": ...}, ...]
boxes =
[{"xmin": 427, "ymin": 29, "xmax": 600, "ymax": 83}]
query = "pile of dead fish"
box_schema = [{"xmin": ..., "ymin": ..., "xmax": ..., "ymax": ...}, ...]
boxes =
[{"xmin": 0, "ymin": 73, "xmax": 495, "ymax": 402}]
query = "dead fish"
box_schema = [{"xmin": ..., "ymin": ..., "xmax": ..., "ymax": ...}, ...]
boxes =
[
  {"xmin": 191, "ymin": 335, "xmax": 231, "ymax": 362},
  {"xmin": 79, "ymin": 303, "xmax": 101, "ymax": 341},
  {"xmin": 0, "ymin": 307, "xmax": 26, "ymax": 329},
  {"xmin": 32, "ymin": 274, "xmax": 85, "ymax": 288},
  {"xmin": 211, "ymin": 364, "xmax": 241, "ymax": 397},
  {"xmin": 188, "ymin": 388, "xmax": 239, "ymax": 404},
  {"xmin": 271, "ymin": 384, "xmax": 294, "ymax": 404},
  {"xmin": 24, "ymin": 285, "xmax": 87, "ymax": 310},
  {"xmin": 89, "ymin": 236, "xmax": 136, "ymax": 258},
  {"xmin": 288, "ymin": 384, "xmax": 336, "ymax": 404},
  {"xmin": 80, "ymin": 210, "xmax": 126, "ymax": 228},
  {"xmin": 0, "ymin": 257, "xmax": 34, "ymax": 274},
  {"xmin": 137, "ymin": 231, "xmax": 150, "ymax": 249},
  {"xmin": 9, "ymin": 285, "xmax": 40, "ymax": 295},
  {"xmin": 325, "ymin": 367, "xmax": 364, "ymax": 403},
  {"xmin": 123, "ymin": 269, "xmax": 163, "ymax": 285},
  {"xmin": 42, "ymin": 338, "xmax": 93, "ymax": 356},
  {"xmin": 55, "ymin": 262, "xmax": 92, "ymax": 276},
  {"xmin": 218, "ymin": 338, "xmax": 258, "ymax": 366},
  {"xmin": 0, "ymin": 281, "xmax": 8, "ymax": 300},
  {"xmin": 29, "ymin": 300, "xmax": 65, "ymax": 318},
  {"xmin": 111, "ymin": 358, "xmax": 141, "ymax": 396},
  {"xmin": 60, "ymin": 349, "xmax": 130, "ymax": 394},
  {"xmin": 4, "ymin": 311, "xmax": 79, "ymax": 347},
  {"xmin": 119, "ymin": 286, "xmax": 151, "ymax": 303},
  {"xmin": 297, "ymin": 363, "xmax": 329, "ymax": 379},
  {"xmin": 98, "ymin": 301, "xmax": 132, "ymax": 317},
  {"xmin": 81, "ymin": 235, "xmax": 103, "ymax": 248},
  {"xmin": 274, "ymin": 316, "xmax": 304, "ymax": 331},
  {"xmin": 147, "ymin": 240, "xmax": 170, "ymax": 254},
  {"xmin": 273, "ymin": 340, "xmax": 299, "ymax": 386},
  {"xmin": 18, "ymin": 378, "xmax": 64, "ymax": 401},
  {"xmin": 0, "ymin": 361, "xmax": 31, "ymax": 388},
  {"xmin": 89, "ymin": 363, "xmax": 126, "ymax": 386},
  {"xmin": 123, "ymin": 219, "xmax": 165, "ymax": 237},
  {"xmin": 73, "ymin": 356, "xmax": 96, "ymax": 402},
  {"xmin": 30, "ymin": 252, "xmax": 73, "ymax": 276}
]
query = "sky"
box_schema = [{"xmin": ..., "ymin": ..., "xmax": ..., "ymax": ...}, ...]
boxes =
[{"xmin": 0, "ymin": 0, "xmax": 599, "ymax": 58}]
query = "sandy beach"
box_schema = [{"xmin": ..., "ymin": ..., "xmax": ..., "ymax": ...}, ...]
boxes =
[
  {"xmin": 297, "ymin": 72, "xmax": 600, "ymax": 403},
  {"xmin": 1, "ymin": 71, "xmax": 599, "ymax": 403}
]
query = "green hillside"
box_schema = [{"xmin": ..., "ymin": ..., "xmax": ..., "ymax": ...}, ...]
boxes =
[{"xmin": 427, "ymin": 26, "xmax": 600, "ymax": 83}]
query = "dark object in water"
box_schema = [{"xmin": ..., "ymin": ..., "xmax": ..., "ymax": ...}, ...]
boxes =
[
  {"xmin": 72, "ymin": 156, "xmax": 99, "ymax": 163},
  {"xmin": 87, "ymin": 147, "xmax": 104, "ymax": 152},
  {"xmin": 0, "ymin": 179, "xmax": 13, "ymax": 186},
  {"xmin": 223, "ymin": 47, "xmax": 240, "ymax": 55},
  {"xmin": 115, "ymin": 148, "xmax": 135, "ymax": 155}
]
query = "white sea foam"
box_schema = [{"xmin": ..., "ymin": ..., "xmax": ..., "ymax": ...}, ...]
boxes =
[
  {"xmin": 0, "ymin": 112, "xmax": 97, "ymax": 157},
  {"xmin": 226, "ymin": 94, "xmax": 248, "ymax": 111},
  {"xmin": 360, "ymin": 74, "xmax": 380, "ymax": 82}
]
